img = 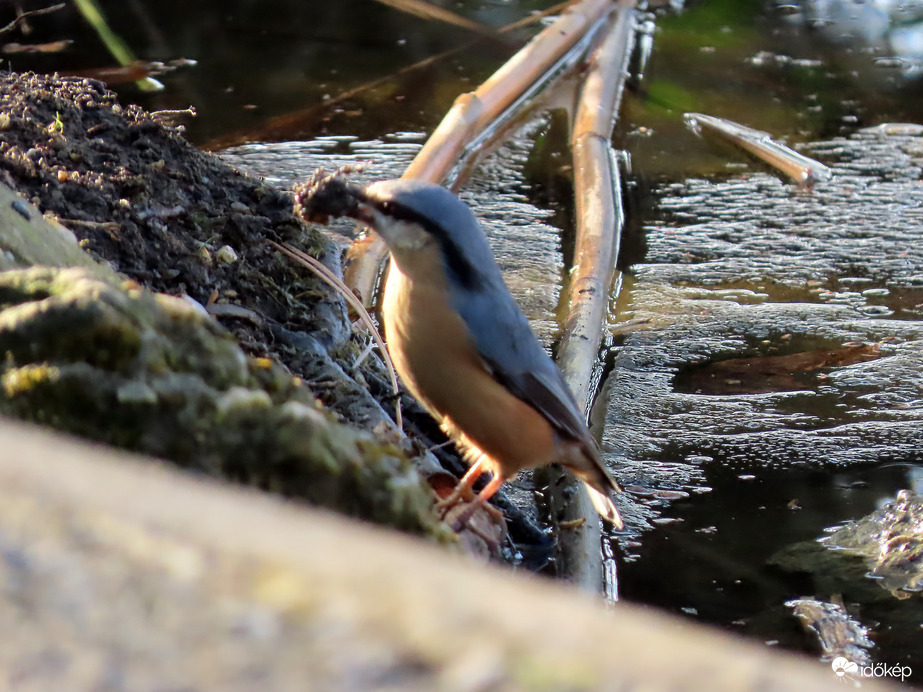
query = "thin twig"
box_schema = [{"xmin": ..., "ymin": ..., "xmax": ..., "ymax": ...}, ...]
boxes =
[
  {"xmin": 372, "ymin": 0, "xmax": 505, "ymax": 42},
  {"xmin": 269, "ymin": 240, "xmax": 403, "ymax": 430},
  {"xmin": 205, "ymin": 302, "xmax": 264, "ymax": 326},
  {"xmin": 56, "ymin": 218, "xmax": 121, "ymax": 232},
  {"xmin": 0, "ymin": 3, "xmax": 64, "ymax": 36}
]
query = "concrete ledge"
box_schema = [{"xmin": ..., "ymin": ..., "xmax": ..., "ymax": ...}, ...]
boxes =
[{"xmin": 0, "ymin": 417, "xmax": 900, "ymax": 691}]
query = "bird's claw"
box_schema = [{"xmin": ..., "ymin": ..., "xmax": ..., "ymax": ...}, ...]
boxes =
[{"xmin": 442, "ymin": 502, "xmax": 508, "ymax": 555}]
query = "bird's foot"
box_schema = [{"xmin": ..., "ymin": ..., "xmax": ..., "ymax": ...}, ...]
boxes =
[
  {"xmin": 442, "ymin": 502, "xmax": 508, "ymax": 555},
  {"xmin": 433, "ymin": 487, "xmax": 470, "ymax": 519},
  {"xmin": 435, "ymin": 488, "xmax": 505, "ymax": 526},
  {"xmin": 430, "ymin": 470, "xmax": 508, "ymax": 555}
]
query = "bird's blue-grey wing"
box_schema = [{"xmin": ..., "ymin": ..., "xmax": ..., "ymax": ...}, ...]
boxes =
[
  {"xmin": 453, "ymin": 284, "xmax": 624, "ymax": 517},
  {"xmin": 450, "ymin": 283, "xmax": 593, "ymax": 448}
]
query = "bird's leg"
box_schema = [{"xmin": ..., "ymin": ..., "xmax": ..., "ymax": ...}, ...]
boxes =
[
  {"xmin": 450, "ymin": 474, "xmax": 505, "ymax": 533},
  {"xmin": 435, "ymin": 456, "xmax": 489, "ymax": 516}
]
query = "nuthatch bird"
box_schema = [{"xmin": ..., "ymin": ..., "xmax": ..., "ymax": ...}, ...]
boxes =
[{"xmin": 297, "ymin": 173, "xmax": 623, "ymax": 531}]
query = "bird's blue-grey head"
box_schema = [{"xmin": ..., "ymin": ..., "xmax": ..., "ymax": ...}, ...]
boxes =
[
  {"xmin": 359, "ymin": 178, "xmax": 591, "ymax": 445},
  {"xmin": 356, "ymin": 180, "xmax": 503, "ymax": 291}
]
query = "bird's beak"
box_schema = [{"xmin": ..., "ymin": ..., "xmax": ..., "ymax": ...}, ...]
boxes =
[{"xmin": 353, "ymin": 199, "xmax": 377, "ymax": 228}]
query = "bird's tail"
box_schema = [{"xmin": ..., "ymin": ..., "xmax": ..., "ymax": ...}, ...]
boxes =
[
  {"xmin": 561, "ymin": 439, "xmax": 624, "ymax": 529},
  {"xmin": 584, "ymin": 482, "xmax": 624, "ymax": 530},
  {"xmin": 572, "ymin": 457, "xmax": 624, "ymax": 530}
]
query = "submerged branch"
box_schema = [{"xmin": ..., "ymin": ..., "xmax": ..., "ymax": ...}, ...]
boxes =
[
  {"xmin": 205, "ymin": 3, "xmax": 573, "ymax": 152},
  {"xmin": 535, "ymin": 2, "xmax": 636, "ymax": 594},
  {"xmin": 0, "ymin": 3, "xmax": 64, "ymax": 36}
]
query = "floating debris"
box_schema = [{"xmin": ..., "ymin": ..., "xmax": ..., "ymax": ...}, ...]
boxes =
[
  {"xmin": 684, "ymin": 112, "xmax": 833, "ymax": 188},
  {"xmin": 787, "ymin": 597, "xmax": 874, "ymax": 664}
]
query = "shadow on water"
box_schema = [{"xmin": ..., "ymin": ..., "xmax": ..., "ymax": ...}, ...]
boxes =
[{"xmin": 8, "ymin": 0, "xmax": 923, "ymax": 675}]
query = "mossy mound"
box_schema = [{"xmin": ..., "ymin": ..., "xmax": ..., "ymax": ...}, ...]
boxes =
[{"xmin": 0, "ymin": 266, "xmax": 443, "ymax": 537}]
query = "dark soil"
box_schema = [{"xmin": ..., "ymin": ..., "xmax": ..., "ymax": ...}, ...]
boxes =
[
  {"xmin": 0, "ymin": 72, "xmax": 401, "ymax": 425},
  {"xmin": 0, "ymin": 71, "xmax": 548, "ymax": 556},
  {"xmin": 0, "ymin": 73, "xmax": 339, "ymax": 342}
]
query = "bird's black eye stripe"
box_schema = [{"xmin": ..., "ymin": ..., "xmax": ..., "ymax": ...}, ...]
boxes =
[{"xmin": 375, "ymin": 199, "xmax": 482, "ymax": 291}]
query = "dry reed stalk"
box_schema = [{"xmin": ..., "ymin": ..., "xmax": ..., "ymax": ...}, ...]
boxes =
[
  {"xmin": 684, "ymin": 112, "xmax": 832, "ymax": 187},
  {"xmin": 561, "ymin": 2, "xmax": 635, "ymax": 403},
  {"xmin": 344, "ymin": 0, "xmax": 616, "ymax": 303},
  {"xmin": 371, "ymin": 0, "xmax": 504, "ymax": 41},
  {"xmin": 534, "ymin": 2, "xmax": 636, "ymax": 594}
]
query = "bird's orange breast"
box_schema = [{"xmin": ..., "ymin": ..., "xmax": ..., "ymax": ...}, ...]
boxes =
[{"xmin": 382, "ymin": 249, "xmax": 555, "ymax": 478}]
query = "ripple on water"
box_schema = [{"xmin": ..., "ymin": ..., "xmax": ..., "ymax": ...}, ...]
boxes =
[
  {"xmin": 610, "ymin": 128, "xmax": 923, "ymax": 668},
  {"xmin": 606, "ymin": 128, "xmax": 923, "ymax": 547}
]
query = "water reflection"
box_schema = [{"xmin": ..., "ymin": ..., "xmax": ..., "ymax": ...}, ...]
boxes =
[
  {"xmin": 794, "ymin": 0, "xmax": 923, "ymax": 75},
  {"xmin": 610, "ymin": 122, "xmax": 923, "ymax": 668},
  {"xmin": 0, "ymin": 0, "xmax": 536, "ymax": 144}
]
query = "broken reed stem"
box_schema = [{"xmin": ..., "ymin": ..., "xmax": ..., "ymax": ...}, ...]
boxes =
[
  {"xmin": 370, "ymin": 0, "xmax": 506, "ymax": 42},
  {"xmin": 561, "ymin": 2, "xmax": 635, "ymax": 399},
  {"xmin": 269, "ymin": 240, "xmax": 403, "ymax": 430},
  {"xmin": 534, "ymin": 2, "xmax": 636, "ymax": 595},
  {"xmin": 684, "ymin": 112, "xmax": 832, "ymax": 188},
  {"xmin": 344, "ymin": 0, "xmax": 615, "ymax": 304}
]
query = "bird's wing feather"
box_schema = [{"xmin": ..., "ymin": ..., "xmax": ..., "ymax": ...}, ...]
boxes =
[
  {"xmin": 452, "ymin": 284, "xmax": 592, "ymax": 447},
  {"xmin": 456, "ymin": 287, "xmax": 622, "ymax": 507}
]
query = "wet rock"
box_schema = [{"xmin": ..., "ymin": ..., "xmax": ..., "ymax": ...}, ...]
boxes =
[
  {"xmin": 824, "ymin": 489, "xmax": 923, "ymax": 598},
  {"xmin": 786, "ymin": 597, "xmax": 874, "ymax": 664},
  {"xmin": 0, "ymin": 266, "xmax": 444, "ymax": 538}
]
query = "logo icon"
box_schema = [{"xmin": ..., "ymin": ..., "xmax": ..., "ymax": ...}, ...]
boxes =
[
  {"xmin": 832, "ymin": 657, "xmax": 859, "ymax": 683},
  {"xmin": 829, "ymin": 657, "xmax": 912, "ymax": 684}
]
